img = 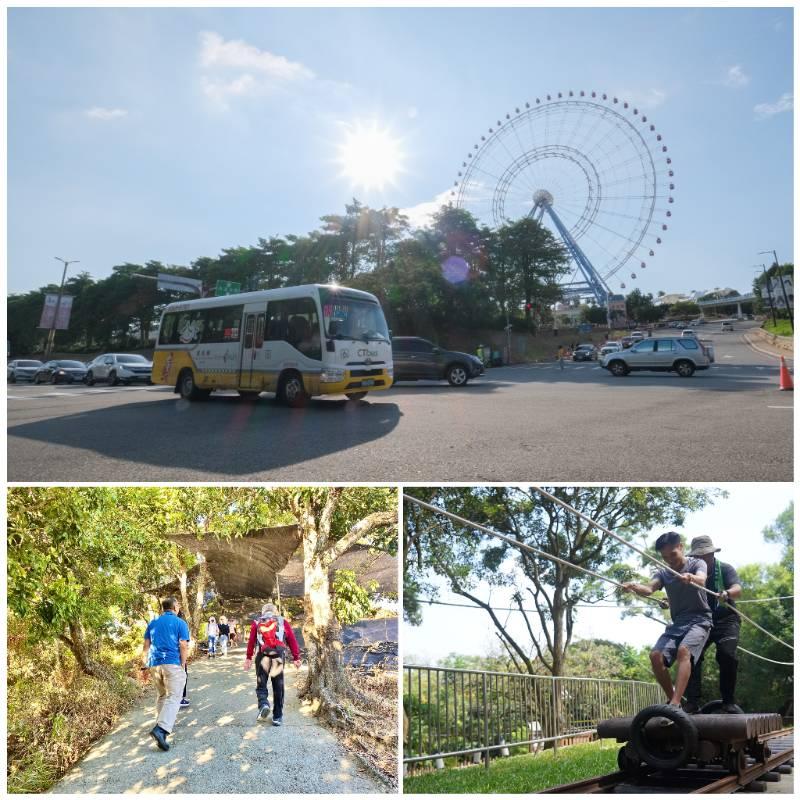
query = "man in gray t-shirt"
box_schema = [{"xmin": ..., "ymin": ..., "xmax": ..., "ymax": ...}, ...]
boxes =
[{"xmin": 623, "ymin": 532, "xmax": 712, "ymax": 710}]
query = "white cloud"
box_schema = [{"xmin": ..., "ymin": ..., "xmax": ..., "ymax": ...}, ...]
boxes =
[
  {"xmin": 722, "ymin": 65, "xmax": 750, "ymax": 88},
  {"xmin": 754, "ymin": 92, "xmax": 793, "ymax": 119},
  {"xmin": 85, "ymin": 107, "xmax": 128, "ymax": 120},
  {"xmin": 612, "ymin": 88, "xmax": 666, "ymax": 109},
  {"xmin": 400, "ymin": 189, "xmax": 453, "ymax": 229},
  {"xmin": 198, "ymin": 31, "xmax": 314, "ymax": 107}
]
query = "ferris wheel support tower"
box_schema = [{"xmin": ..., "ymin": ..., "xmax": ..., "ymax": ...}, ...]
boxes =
[{"xmin": 530, "ymin": 189, "xmax": 611, "ymax": 307}]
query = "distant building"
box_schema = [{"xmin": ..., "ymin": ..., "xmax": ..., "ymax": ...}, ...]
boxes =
[
  {"xmin": 553, "ymin": 302, "xmax": 584, "ymax": 327},
  {"xmin": 608, "ymin": 294, "xmax": 627, "ymax": 328}
]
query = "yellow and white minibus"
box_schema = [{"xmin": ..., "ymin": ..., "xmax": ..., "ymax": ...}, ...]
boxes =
[{"xmin": 152, "ymin": 284, "xmax": 393, "ymax": 406}]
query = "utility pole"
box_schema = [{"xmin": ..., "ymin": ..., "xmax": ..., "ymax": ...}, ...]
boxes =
[
  {"xmin": 45, "ymin": 257, "xmax": 79, "ymax": 356},
  {"xmin": 759, "ymin": 249, "xmax": 793, "ymax": 332}
]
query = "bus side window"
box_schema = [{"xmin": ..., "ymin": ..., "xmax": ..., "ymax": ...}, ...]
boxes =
[
  {"xmin": 159, "ymin": 313, "xmax": 176, "ymax": 345},
  {"xmin": 266, "ymin": 298, "xmax": 321, "ymax": 360}
]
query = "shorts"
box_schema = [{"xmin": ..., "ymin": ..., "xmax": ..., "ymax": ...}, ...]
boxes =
[{"xmin": 654, "ymin": 618, "xmax": 712, "ymax": 667}]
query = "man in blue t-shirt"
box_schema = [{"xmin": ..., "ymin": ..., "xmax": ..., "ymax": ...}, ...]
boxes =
[
  {"xmin": 142, "ymin": 597, "xmax": 190, "ymax": 751},
  {"xmin": 623, "ymin": 532, "xmax": 712, "ymax": 710}
]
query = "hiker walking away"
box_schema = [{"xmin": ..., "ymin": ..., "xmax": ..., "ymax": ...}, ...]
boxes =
[
  {"xmin": 218, "ymin": 616, "xmax": 230, "ymax": 657},
  {"xmin": 684, "ymin": 535, "xmax": 743, "ymax": 714},
  {"xmin": 141, "ymin": 597, "xmax": 190, "ymax": 751},
  {"xmin": 244, "ymin": 603, "xmax": 301, "ymax": 726},
  {"xmin": 176, "ymin": 600, "xmax": 190, "ymax": 708},
  {"xmin": 623, "ymin": 532, "xmax": 712, "ymax": 710},
  {"xmin": 206, "ymin": 616, "xmax": 219, "ymax": 658},
  {"xmin": 557, "ymin": 345, "xmax": 565, "ymax": 370}
]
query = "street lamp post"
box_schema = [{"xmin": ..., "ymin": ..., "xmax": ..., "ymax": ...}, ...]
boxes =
[
  {"xmin": 759, "ymin": 249, "xmax": 793, "ymax": 332},
  {"xmin": 45, "ymin": 257, "xmax": 79, "ymax": 356}
]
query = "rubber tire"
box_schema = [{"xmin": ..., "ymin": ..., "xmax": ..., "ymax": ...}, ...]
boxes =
[
  {"xmin": 50, "ymin": 374, "xmax": 59, "ymax": 385},
  {"xmin": 446, "ymin": 363, "xmax": 469, "ymax": 387},
  {"xmin": 346, "ymin": 391, "xmax": 368, "ymax": 402},
  {"xmin": 700, "ymin": 700, "xmax": 744, "ymax": 715},
  {"xmin": 608, "ymin": 360, "xmax": 629, "ymax": 377},
  {"xmin": 109, "ymin": 371, "xmax": 119, "ymax": 387},
  {"xmin": 86, "ymin": 371, "xmax": 96, "ymax": 386},
  {"xmin": 674, "ymin": 360, "xmax": 695, "ymax": 377},
  {"xmin": 34, "ymin": 373, "xmax": 43, "ymax": 384},
  {"xmin": 178, "ymin": 369, "xmax": 210, "ymax": 401},
  {"xmin": 278, "ymin": 372, "xmax": 309, "ymax": 408},
  {"xmin": 630, "ymin": 704, "xmax": 698, "ymax": 771}
]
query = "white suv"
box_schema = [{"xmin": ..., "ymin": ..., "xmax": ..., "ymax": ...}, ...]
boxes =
[
  {"xmin": 86, "ymin": 353, "xmax": 153, "ymax": 386},
  {"xmin": 601, "ymin": 337, "xmax": 712, "ymax": 377}
]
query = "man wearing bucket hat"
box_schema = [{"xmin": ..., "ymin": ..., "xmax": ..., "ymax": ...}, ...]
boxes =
[{"xmin": 683, "ymin": 535, "xmax": 743, "ymax": 714}]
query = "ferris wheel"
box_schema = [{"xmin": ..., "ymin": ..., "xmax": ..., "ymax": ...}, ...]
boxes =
[{"xmin": 452, "ymin": 91, "xmax": 674, "ymax": 304}]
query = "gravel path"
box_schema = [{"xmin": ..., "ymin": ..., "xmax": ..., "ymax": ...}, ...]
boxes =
[{"xmin": 51, "ymin": 645, "xmax": 387, "ymax": 794}]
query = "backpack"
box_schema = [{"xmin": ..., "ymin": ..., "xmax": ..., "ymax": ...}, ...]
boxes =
[{"xmin": 255, "ymin": 614, "xmax": 286, "ymax": 655}]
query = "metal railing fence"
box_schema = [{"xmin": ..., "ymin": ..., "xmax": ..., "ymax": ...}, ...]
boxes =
[{"xmin": 403, "ymin": 665, "xmax": 663, "ymax": 768}]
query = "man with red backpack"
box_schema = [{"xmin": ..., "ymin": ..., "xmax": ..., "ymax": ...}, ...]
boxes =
[{"xmin": 244, "ymin": 603, "xmax": 301, "ymax": 726}]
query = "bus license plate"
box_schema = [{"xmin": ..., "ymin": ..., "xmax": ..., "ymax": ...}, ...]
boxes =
[{"xmin": 361, "ymin": 379, "xmax": 375, "ymax": 387}]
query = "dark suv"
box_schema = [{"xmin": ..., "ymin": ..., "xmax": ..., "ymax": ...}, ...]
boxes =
[{"xmin": 391, "ymin": 337, "xmax": 484, "ymax": 386}]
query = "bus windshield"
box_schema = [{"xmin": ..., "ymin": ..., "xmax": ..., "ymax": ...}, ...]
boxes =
[{"xmin": 320, "ymin": 290, "xmax": 390, "ymax": 342}]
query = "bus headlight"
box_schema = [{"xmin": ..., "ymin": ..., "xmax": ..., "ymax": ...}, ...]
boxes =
[
  {"xmin": 387, "ymin": 367, "xmax": 394, "ymax": 378},
  {"xmin": 321, "ymin": 367, "xmax": 346, "ymax": 383}
]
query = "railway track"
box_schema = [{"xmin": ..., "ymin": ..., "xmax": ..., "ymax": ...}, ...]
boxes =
[{"xmin": 542, "ymin": 730, "xmax": 793, "ymax": 793}]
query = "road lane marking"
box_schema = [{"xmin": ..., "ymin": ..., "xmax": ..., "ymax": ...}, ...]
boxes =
[{"xmin": 767, "ymin": 405, "xmax": 794, "ymax": 409}]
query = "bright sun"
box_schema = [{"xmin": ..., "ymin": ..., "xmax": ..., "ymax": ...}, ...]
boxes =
[{"xmin": 338, "ymin": 121, "xmax": 404, "ymax": 191}]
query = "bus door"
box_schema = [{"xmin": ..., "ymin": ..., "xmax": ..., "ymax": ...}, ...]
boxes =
[{"xmin": 239, "ymin": 311, "xmax": 266, "ymax": 389}]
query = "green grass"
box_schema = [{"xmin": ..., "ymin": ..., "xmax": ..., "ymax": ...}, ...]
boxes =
[
  {"xmin": 403, "ymin": 740, "xmax": 619, "ymax": 794},
  {"xmin": 762, "ymin": 319, "xmax": 794, "ymax": 337}
]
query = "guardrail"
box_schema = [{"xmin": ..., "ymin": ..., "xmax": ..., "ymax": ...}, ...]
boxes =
[{"xmin": 403, "ymin": 665, "xmax": 663, "ymax": 770}]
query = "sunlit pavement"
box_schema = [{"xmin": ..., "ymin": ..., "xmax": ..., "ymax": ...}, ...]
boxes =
[{"xmin": 8, "ymin": 328, "xmax": 792, "ymax": 482}]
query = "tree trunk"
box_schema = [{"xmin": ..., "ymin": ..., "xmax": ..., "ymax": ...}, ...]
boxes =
[
  {"xmin": 192, "ymin": 560, "xmax": 209, "ymax": 641},
  {"xmin": 60, "ymin": 621, "xmax": 114, "ymax": 681}
]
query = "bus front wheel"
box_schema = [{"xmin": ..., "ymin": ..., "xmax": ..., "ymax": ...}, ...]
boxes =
[
  {"xmin": 346, "ymin": 391, "xmax": 368, "ymax": 402},
  {"xmin": 278, "ymin": 372, "xmax": 309, "ymax": 408},
  {"xmin": 178, "ymin": 369, "xmax": 210, "ymax": 401}
]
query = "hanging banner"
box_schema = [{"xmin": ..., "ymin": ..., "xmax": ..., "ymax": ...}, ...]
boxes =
[{"xmin": 38, "ymin": 294, "xmax": 74, "ymax": 330}]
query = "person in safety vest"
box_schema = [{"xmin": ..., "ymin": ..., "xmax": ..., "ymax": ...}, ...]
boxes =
[
  {"xmin": 243, "ymin": 603, "xmax": 301, "ymax": 726},
  {"xmin": 683, "ymin": 535, "xmax": 743, "ymax": 714},
  {"xmin": 623, "ymin": 532, "xmax": 712, "ymax": 711}
]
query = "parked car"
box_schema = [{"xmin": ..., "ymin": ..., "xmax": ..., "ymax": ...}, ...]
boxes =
[
  {"xmin": 32, "ymin": 360, "xmax": 88, "ymax": 384},
  {"xmin": 391, "ymin": 337, "xmax": 484, "ymax": 386},
  {"xmin": 681, "ymin": 329, "xmax": 697, "ymax": 338},
  {"xmin": 630, "ymin": 331, "xmax": 645, "ymax": 341},
  {"xmin": 572, "ymin": 344, "xmax": 598, "ymax": 361},
  {"xmin": 620, "ymin": 336, "xmax": 635, "ymax": 349},
  {"xmin": 599, "ymin": 342, "xmax": 622, "ymax": 357},
  {"xmin": 721, "ymin": 321, "xmax": 734, "ymax": 332},
  {"xmin": 601, "ymin": 337, "xmax": 712, "ymax": 377},
  {"xmin": 7, "ymin": 359, "xmax": 43, "ymax": 383},
  {"xmin": 86, "ymin": 353, "xmax": 153, "ymax": 386}
]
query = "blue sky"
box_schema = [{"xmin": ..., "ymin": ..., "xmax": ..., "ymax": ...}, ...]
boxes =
[
  {"xmin": 404, "ymin": 484, "xmax": 794, "ymax": 663},
  {"xmin": 8, "ymin": 7, "xmax": 794, "ymax": 297}
]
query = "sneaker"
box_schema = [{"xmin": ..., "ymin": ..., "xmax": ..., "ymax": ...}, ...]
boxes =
[
  {"xmin": 257, "ymin": 704, "xmax": 271, "ymax": 722},
  {"xmin": 272, "ymin": 717, "xmax": 282, "ymax": 727},
  {"xmin": 682, "ymin": 701, "xmax": 701, "ymax": 714},
  {"xmin": 180, "ymin": 698, "xmax": 190, "ymax": 708}
]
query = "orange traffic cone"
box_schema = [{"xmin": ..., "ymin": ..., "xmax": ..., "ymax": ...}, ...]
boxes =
[{"xmin": 779, "ymin": 356, "xmax": 794, "ymax": 391}]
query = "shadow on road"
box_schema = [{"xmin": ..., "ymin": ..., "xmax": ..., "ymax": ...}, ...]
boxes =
[{"xmin": 9, "ymin": 394, "xmax": 402, "ymax": 478}]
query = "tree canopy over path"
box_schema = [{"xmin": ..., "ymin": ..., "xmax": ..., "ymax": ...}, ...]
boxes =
[{"xmin": 51, "ymin": 649, "xmax": 386, "ymax": 794}]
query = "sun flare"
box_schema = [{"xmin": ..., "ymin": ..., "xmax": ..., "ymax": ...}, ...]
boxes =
[{"xmin": 337, "ymin": 121, "xmax": 404, "ymax": 191}]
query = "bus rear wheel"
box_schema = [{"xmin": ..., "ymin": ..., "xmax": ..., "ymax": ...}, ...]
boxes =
[
  {"xmin": 278, "ymin": 372, "xmax": 309, "ymax": 408},
  {"xmin": 178, "ymin": 369, "xmax": 210, "ymax": 401}
]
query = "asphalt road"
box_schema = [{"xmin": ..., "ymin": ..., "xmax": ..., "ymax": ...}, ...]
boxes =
[
  {"xmin": 51, "ymin": 648, "xmax": 385, "ymax": 794},
  {"xmin": 8, "ymin": 325, "xmax": 792, "ymax": 482}
]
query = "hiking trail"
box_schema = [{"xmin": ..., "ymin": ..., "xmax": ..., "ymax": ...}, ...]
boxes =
[{"xmin": 50, "ymin": 643, "xmax": 387, "ymax": 794}]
